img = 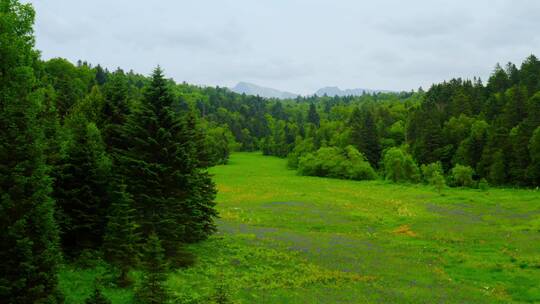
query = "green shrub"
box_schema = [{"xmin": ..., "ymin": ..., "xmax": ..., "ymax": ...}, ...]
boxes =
[
  {"xmin": 421, "ymin": 162, "xmax": 444, "ymax": 184},
  {"xmin": 451, "ymin": 164, "xmax": 475, "ymax": 187},
  {"xmin": 478, "ymin": 178, "xmax": 490, "ymax": 191},
  {"xmin": 382, "ymin": 147, "xmax": 420, "ymax": 183},
  {"xmin": 297, "ymin": 146, "xmax": 377, "ymax": 181},
  {"xmin": 287, "ymin": 137, "xmax": 316, "ymax": 169},
  {"xmin": 430, "ymin": 171, "xmax": 446, "ymax": 194}
]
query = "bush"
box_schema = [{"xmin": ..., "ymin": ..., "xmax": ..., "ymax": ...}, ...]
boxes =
[
  {"xmin": 421, "ymin": 162, "xmax": 444, "ymax": 184},
  {"xmin": 205, "ymin": 125, "xmax": 238, "ymax": 166},
  {"xmin": 430, "ymin": 171, "xmax": 446, "ymax": 194},
  {"xmin": 297, "ymin": 146, "xmax": 377, "ymax": 181},
  {"xmin": 382, "ymin": 147, "xmax": 420, "ymax": 183},
  {"xmin": 478, "ymin": 178, "xmax": 490, "ymax": 191},
  {"xmin": 450, "ymin": 164, "xmax": 475, "ymax": 187},
  {"xmin": 287, "ymin": 137, "xmax": 316, "ymax": 169}
]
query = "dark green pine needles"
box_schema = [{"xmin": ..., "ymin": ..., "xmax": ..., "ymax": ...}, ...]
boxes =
[
  {"xmin": 103, "ymin": 184, "xmax": 140, "ymax": 286},
  {"xmin": 136, "ymin": 233, "xmax": 169, "ymax": 304},
  {"xmin": 54, "ymin": 113, "xmax": 112, "ymax": 256},
  {"xmin": 0, "ymin": 0, "xmax": 63, "ymax": 302},
  {"xmin": 117, "ymin": 67, "xmax": 217, "ymax": 255}
]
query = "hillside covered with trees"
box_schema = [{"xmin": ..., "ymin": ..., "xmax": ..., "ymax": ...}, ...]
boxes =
[{"xmin": 2, "ymin": 0, "xmax": 540, "ymax": 302}]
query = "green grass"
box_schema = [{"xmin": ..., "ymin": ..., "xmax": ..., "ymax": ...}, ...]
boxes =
[{"xmin": 60, "ymin": 152, "xmax": 540, "ymax": 303}]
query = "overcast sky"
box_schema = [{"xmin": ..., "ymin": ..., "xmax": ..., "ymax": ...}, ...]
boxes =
[{"xmin": 28, "ymin": 0, "xmax": 540, "ymax": 94}]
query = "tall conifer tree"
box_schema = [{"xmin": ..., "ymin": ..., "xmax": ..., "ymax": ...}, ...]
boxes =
[
  {"xmin": 117, "ymin": 67, "xmax": 217, "ymax": 254},
  {"xmin": 103, "ymin": 184, "xmax": 140, "ymax": 286},
  {"xmin": 349, "ymin": 107, "xmax": 381, "ymax": 168},
  {"xmin": 54, "ymin": 114, "xmax": 112, "ymax": 255},
  {"xmin": 0, "ymin": 0, "xmax": 63, "ymax": 302}
]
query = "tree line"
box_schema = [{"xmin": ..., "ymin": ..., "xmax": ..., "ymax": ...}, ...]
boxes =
[
  {"xmin": 1, "ymin": 1, "xmax": 219, "ymax": 303},
  {"xmin": 180, "ymin": 60, "xmax": 540, "ymax": 189}
]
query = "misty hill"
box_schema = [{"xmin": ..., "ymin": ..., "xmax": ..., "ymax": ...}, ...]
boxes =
[
  {"xmin": 231, "ymin": 82, "xmax": 394, "ymax": 99},
  {"xmin": 231, "ymin": 82, "xmax": 299, "ymax": 99},
  {"xmin": 315, "ymin": 86, "xmax": 393, "ymax": 96}
]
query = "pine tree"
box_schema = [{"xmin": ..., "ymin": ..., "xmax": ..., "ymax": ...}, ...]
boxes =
[
  {"xmin": 0, "ymin": 0, "xmax": 63, "ymax": 302},
  {"xmin": 85, "ymin": 287, "xmax": 112, "ymax": 304},
  {"xmin": 307, "ymin": 103, "xmax": 320, "ymax": 127},
  {"xmin": 503, "ymin": 86, "xmax": 528, "ymax": 129},
  {"xmin": 54, "ymin": 114, "xmax": 112, "ymax": 256},
  {"xmin": 486, "ymin": 63, "xmax": 509, "ymax": 95},
  {"xmin": 519, "ymin": 55, "xmax": 540, "ymax": 97},
  {"xmin": 95, "ymin": 64, "xmax": 108, "ymax": 86},
  {"xmin": 488, "ymin": 150, "xmax": 507, "ymax": 185},
  {"xmin": 528, "ymin": 126, "xmax": 540, "ymax": 186},
  {"xmin": 103, "ymin": 184, "xmax": 140, "ymax": 287},
  {"xmin": 117, "ymin": 67, "xmax": 217, "ymax": 254},
  {"xmin": 136, "ymin": 233, "xmax": 169, "ymax": 304},
  {"xmin": 349, "ymin": 107, "xmax": 381, "ymax": 168},
  {"xmin": 37, "ymin": 85, "xmax": 62, "ymax": 168},
  {"xmin": 508, "ymin": 125, "xmax": 531, "ymax": 185},
  {"xmin": 101, "ymin": 68, "xmax": 131, "ymax": 151},
  {"xmin": 178, "ymin": 111, "xmax": 218, "ymax": 242}
]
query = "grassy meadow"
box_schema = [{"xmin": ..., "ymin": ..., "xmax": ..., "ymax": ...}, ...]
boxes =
[{"xmin": 61, "ymin": 152, "xmax": 540, "ymax": 303}]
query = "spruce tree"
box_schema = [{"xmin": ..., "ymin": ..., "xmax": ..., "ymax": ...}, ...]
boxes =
[
  {"xmin": 349, "ymin": 107, "xmax": 381, "ymax": 168},
  {"xmin": 503, "ymin": 86, "xmax": 528, "ymax": 129},
  {"xmin": 103, "ymin": 184, "xmax": 140, "ymax": 286},
  {"xmin": 117, "ymin": 67, "xmax": 217, "ymax": 253},
  {"xmin": 37, "ymin": 85, "xmax": 62, "ymax": 168},
  {"xmin": 94, "ymin": 64, "xmax": 108, "ymax": 86},
  {"xmin": 54, "ymin": 114, "xmax": 112, "ymax": 255},
  {"xmin": 528, "ymin": 126, "xmax": 540, "ymax": 186},
  {"xmin": 519, "ymin": 55, "xmax": 540, "ymax": 97},
  {"xmin": 136, "ymin": 233, "xmax": 169, "ymax": 304},
  {"xmin": 0, "ymin": 0, "xmax": 63, "ymax": 302},
  {"xmin": 101, "ymin": 68, "xmax": 131, "ymax": 151},
  {"xmin": 307, "ymin": 103, "xmax": 320, "ymax": 127}
]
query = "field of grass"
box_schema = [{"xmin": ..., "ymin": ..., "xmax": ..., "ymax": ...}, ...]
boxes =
[{"xmin": 61, "ymin": 152, "xmax": 540, "ymax": 303}]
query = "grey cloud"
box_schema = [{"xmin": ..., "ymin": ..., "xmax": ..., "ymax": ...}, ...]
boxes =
[
  {"xmin": 379, "ymin": 13, "xmax": 473, "ymax": 38},
  {"xmin": 26, "ymin": 0, "xmax": 540, "ymax": 94}
]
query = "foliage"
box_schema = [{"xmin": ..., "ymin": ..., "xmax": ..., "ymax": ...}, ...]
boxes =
[
  {"xmin": 298, "ymin": 146, "xmax": 377, "ymax": 181},
  {"xmin": 116, "ymin": 68, "xmax": 217, "ymax": 253},
  {"xmin": 204, "ymin": 123, "xmax": 238, "ymax": 165},
  {"xmin": 348, "ymin": 106, "xmax": 381, "ymax": 168},
  {"xmin": 54, "ymin": 114, "xmax": 112, "ymax": 256},
  {"xmin": 103, "ymin": 185, "xmax": 140, "ymax": 287},
  {"xmin": 478, "ymin": 178, "xmax": 490, "ymax": 191},
  {"xmin": 135, "ymin": 233, "xmax": 169, "ymax": 304},
  {"xmin": 287, "ymin": 137, "xmax": 316, "ymax": 169},
  {"xmin": 420, "ymin": 162, "xmax": 444, "ymax": 184},
  {"xmin": 85, "ymin": 287, "xmax": 112, "ymax": 304},
  {"xmin": 211, "ymin": 279, "xmax": 233, "ymax": 304},
  {"xmin": 430, "ymin": 171, "xmax": 446, "ymax": 194},
  {"xmin": 0, "ymin": 1, "xmax": 63, "ymax": 302},
  {"xmin": 450, "ymin": 164, "xmax": 475, "ymax": 187},
  {"xmin": 527, "ymin": 126, "xmax": 540, "ymax": 185},
  {"xmin": 382, "ymin": 147, "xmax": 420, "ymax": 183}
]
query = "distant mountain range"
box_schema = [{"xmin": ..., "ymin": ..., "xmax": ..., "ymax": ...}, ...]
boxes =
[
  {"xmin": 315, "ymin": 86, "xmax": 393, "ymax": 97},
  {"xmin": 231, "ymin": 82, "xmax": 393, "ymax": 99},
  {"xmin": 231, "ymin": 82, "xmax": 299, "ymax": 99}
]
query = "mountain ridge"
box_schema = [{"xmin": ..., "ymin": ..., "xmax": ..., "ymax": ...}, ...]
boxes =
[{"xmin": 231, "ymin": 82, "xmax": 394, "ymax": 99}]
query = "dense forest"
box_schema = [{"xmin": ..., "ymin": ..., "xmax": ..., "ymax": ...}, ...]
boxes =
[
  {"xmin": 182, "ymin": 59, "xmax": 540, "ymax": 188},
  {"xmin": 2, "ymin": 0, "xmax": 540, "ymax": 303}
]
